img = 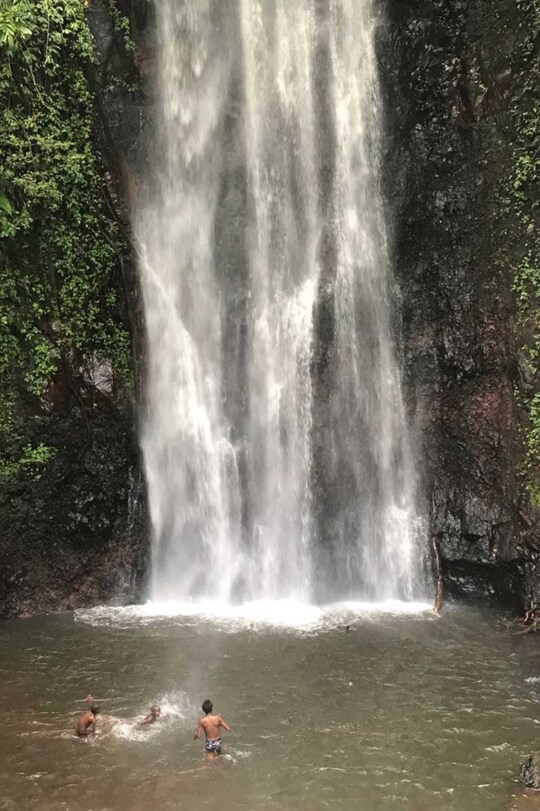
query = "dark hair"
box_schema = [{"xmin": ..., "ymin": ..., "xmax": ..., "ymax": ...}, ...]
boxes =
[
  {"xmin": 202, "ymin": 699, "xmax": 213, "ymax": 715},
  {"xmin": 90, "ymin": 704, "xmax": 101, "ymax": 715},
  {"xmin": 151, "ymin": 705, "xmax": 160, "ymax": 714}
]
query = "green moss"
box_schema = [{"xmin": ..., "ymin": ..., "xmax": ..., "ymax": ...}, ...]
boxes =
[
  {"xmin": 0, "ymin": 0, "xmax": 132, "ymax": 482},
  {"xmin": 470, "ymin": 0, "xmax": 539, "ymax": 506}
]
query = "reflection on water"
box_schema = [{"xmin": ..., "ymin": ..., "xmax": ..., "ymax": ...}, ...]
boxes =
[{"xmin": 1, "ymin": 604, "xmax": 540, "ymax": 810}]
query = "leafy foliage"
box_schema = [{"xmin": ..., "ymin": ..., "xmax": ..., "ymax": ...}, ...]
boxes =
[{"xmin": 0, "ymin": 0, "xmax": 131, "ymax": 482}]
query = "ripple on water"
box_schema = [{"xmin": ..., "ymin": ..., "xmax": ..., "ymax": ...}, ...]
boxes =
[{"xmin": 2, "ymin": 604, "xmax": 538, "ymax": 811}]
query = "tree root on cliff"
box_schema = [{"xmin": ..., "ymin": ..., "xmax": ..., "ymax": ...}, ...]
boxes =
[
  {"xmin": 431, "ymin": 536, "xmax": 443, "ymax": 616},
  {"xmin": 504, "ymin": 602, "xmax": 540, "ymax": 634},
  {"xmin": 518, "ymin": 605, "xmax": 540, "ymax": 634}
]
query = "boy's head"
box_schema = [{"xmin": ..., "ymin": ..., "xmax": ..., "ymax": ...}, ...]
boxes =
[
  {"xmin": 90, "ymin": 704, "xmax": 101, "ymax": 715},
  {"xmin": 151, "ymin": 705, "xmax": 161, "ymax": 717},
  {"xmin": 202, "ymin": 699, "xmax": 213, "ymax": 715}
]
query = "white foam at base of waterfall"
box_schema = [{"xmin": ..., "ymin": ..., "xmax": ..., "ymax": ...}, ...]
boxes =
[{"xmin": 74, "ymin": 600, "xmax": 433, "ymax": 632}]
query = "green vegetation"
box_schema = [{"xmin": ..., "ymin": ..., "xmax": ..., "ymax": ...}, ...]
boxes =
[
  {"xmin": 104, "ymin": 0, "xmax": 136, "ymax": 54},
  {"xmin": 0, "ymin": 441, "xmax": 56, "ymax": 482},
  {"xmin": 475, "ymin": 0, "xmax": 540, "ymax": 505},
  {"xmin": 0, "ymin": 0, "xmax": 131, "ymax": 483},
  {"xmin": 506, "ymin": 0, "xmax": 540, "ymax": 504}
]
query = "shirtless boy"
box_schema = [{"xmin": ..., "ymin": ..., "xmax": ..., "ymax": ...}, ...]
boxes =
[
  {"xmin": 76, "ymin": 704, "xmax": 100, "ymax": 737},
  {"xmin": 139, "ymin": 705, "xmax": 161, "ymax": 726},
  {"xmin": 194, "ymin": 699, "xmax": 231, "ymax": 759}
]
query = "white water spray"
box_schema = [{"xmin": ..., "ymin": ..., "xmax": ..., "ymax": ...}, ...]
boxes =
[{"xmin": 136, "ymin": 0, "xmax": 425, "ymax": 605}]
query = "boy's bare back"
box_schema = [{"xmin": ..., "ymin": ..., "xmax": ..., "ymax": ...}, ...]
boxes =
[
  {"xmin": 194, "ymin": 700, "xmax": 231, "ymax": 759},
  {"xmin": 76, "ymin": 708, "xmax": 98, "ymax": 737},
  {"xmin": 200, "ymin": 713, "xmax": 228, "ymax": 741}
]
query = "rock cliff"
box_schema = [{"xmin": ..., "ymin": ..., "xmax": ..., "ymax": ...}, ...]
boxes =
[
  {"xmin": 384, "ymin": 0, "xmax": 539, "ymax": 607},
  {"xmin": 1, "ymin": 0, "xmax": 537, "ymax": 616},
  {"xmin": 0, "ymin": 0, "xmax": 149, "ymax": 617}
]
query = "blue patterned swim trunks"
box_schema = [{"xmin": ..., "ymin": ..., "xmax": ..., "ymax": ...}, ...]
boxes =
[{"xmin": 205, "ymin": 738, "xmax": 222, "ymax": 754}]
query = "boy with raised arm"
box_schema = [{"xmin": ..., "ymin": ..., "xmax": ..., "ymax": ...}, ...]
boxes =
[
  {"xmin": 194, "ymin": 699, "xmax": 231, "ymax": 759},
  {"xmin": 76, "ymin": 703, "xmax": 100, "ymax": 737}
]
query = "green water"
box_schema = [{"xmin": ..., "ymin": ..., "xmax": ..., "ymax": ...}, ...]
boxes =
[{"xmin": 1, "ymin": 604, "xmax": 539, "ymax": 810}]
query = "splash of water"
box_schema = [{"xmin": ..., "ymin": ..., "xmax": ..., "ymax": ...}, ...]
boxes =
[
  {"xmin": 136, "ymin": 0, "xmax": 425, "ymax": 605},
  {"xmin": 108, "ymin": 691, "xmax": 194, "ymax": 741},
  {"xmin": 74, "ymin": 600, "xmax": 433, "ymax": 632}
]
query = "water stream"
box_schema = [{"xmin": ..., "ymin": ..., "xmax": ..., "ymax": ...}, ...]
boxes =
[{"xmin": 136, "ymin": 0, "xmax": 424, "ymax": 605}]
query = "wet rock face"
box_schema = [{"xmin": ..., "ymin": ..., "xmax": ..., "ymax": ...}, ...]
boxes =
[
  {"xmin": 0, "ymin": 405, "xmax": 148, "ymax": 618},
  {"xmin": 382, "ymin": 0, "xmax": 533, "ymax": 607},
  {"xmin": 87, "ymin": 0, "xmax": 153, "ymax": 206}
]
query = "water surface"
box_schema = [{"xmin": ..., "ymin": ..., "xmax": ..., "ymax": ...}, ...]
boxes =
[{"xmin": 1, "ymin": 604, "xmax": 539, "ymax": 810}]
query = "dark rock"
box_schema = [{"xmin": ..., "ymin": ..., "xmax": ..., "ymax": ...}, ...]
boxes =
[
  {"xmin": 381, "ymin": 0, "xmax": 538, "ymax": 607},
  {"xmin": 521, "ymin": 752, "xmax": 540, "ymax": 789},
  {"xmin": 0, "ymin": 403, "xmax": 148, "ymax": 618}
]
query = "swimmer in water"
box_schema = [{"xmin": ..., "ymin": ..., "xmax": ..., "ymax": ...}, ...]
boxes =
[
  {"xmin": 139, "ymin": 705, "xmax": 161, "ymax": 726},
  {"xmin": 76, "ymin": 704, "xmax": 100, "ymax": 737},
  {"xmin": 194, "ymin": 699, "xmax": 231, "ymax": 760}
]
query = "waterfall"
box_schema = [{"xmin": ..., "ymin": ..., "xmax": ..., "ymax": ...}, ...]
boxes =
[{"xmin": 136, "ymin": 0, "xmax": 425, "ymax": 605}]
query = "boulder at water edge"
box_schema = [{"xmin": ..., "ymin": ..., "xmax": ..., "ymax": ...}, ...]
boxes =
[{"xmin": 520, "ymin": 752, "xmax": 540, "ymax": 788}]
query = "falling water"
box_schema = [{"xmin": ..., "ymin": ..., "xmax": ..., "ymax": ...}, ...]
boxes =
[{"xmin": 136, "ymin": 0, "xmax": 425, "ymax": 605}]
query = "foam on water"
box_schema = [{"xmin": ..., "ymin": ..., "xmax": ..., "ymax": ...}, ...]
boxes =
[
  {"xmin": 74, "ymin": 599, "xmax": 432, "ymax": 632},
  {"xmin": 108, "ymin": 691, "xmax": 194, "ymax": 742},
  {"xmin": 223, "ymin": 747, "xmax": 252, "ymax": 764}
]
